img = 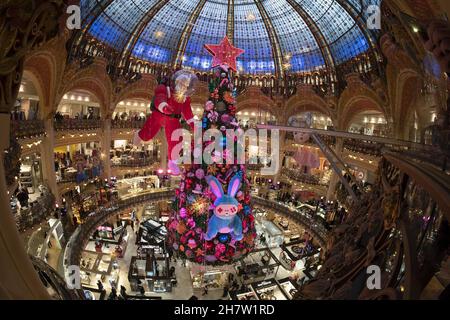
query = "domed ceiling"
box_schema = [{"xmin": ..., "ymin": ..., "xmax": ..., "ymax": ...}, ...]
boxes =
[{"xmin": 80, "ymin": 0, "xmax": 381, "ymax": 75}]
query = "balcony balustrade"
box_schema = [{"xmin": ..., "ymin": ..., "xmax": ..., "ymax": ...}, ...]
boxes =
[{"xmin": 54, "ymin": 119, "xmax": 102, "ymax": 131}]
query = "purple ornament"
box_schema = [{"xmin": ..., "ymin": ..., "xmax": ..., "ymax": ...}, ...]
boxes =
[
  {"xmin": 195, "ymin": 168, "xmax": 205, "ymax": 180},
  {"xmin": 205, "ymin": 255, "xmax": 218, "ymax": 262},
  {"xmin": 208, "ymin": 111, "xmax": 219, "ymax": 122},
  {"xmin": 180, "ymin": 208, "xmax": 187, "ymax": 218},
  {"xmin": 205, "ymin": 101, "xmax": 214, "ymax": 111},
  {"xmin": 221, "ymin": 114, "xmax": 231, "ymax": 123}
]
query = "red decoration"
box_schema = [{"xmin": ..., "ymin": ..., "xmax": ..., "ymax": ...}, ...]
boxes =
[{"xmin": 204, "ymin": 36, "xmax": 245, "ymax": 72}]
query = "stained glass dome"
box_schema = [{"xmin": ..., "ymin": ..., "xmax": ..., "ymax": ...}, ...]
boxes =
[{"xmin": 80, "ymin": 0, "xmax": 380, "ymax": 75}]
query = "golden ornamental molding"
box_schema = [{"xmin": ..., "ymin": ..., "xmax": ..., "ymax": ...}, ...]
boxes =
[{"xmin": 0, "ymin": 0, "xmax": 67, "ymax": 114}]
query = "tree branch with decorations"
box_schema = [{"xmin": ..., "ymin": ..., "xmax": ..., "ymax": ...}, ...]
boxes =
[{"xmin": 166, "ymin": 37, "xmax": 256, "ymax": 265}]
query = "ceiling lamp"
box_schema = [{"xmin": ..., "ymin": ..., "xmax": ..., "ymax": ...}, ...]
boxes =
[
  {"xmin": 154, "ymin": 31, "xmax": 164, "ymax": 39},
  {"xmin": 246, "ymin": 12, "xmax": 256, "ymax": 22},
  {"xmin": 283, "ymin": 62, "xmax": 291, "ymax": 70}
]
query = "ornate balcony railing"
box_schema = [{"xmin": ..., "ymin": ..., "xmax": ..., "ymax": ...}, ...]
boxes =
[
  {"xmin": 54, "ymin": 119, "xmax": 102, "ymax": 131},
  {"xmin": 253, "ymin": 196, "xmax": 328, "ymax": 248},
  {"xmin": 287, "ymin": 133, "xmax": 383, "ymax": 158},
  {"xmin": 111, "ymin": 157, "xmax": 156, "ymax": 168},
  {"xmin": 111, "ymin": 119, "xmax": 146, "ymax": 129},
  {"xmin": 11, "ymin": 119, "xmax": 46, "ymax": 139},
  {"xmin": 281, "ymin": 168, "xmax": 323, "ymax": 186},
  {"xmin": 30, "ymin": 256, "xmax": 85, "ymax": 300}
]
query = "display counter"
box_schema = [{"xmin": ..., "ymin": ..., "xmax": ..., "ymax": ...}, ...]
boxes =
[
  {"xmin": 91, "ymin": 221, "xmax": 127, "ymax": 245},
  {"xmin": 128, "ymin": 255, "xmax": 173, "ymax": 293},
  {"xmin": 278, "ymin": 278, "xmax": 298, "ymax": 300},
  {"xmin": 235, "ymin": 289, "xmax": 259, "ymax": 301},
  {"xmin": 257, "ymin": 220, "xmax": 284, "ymax": 247},
  {"xmin": 251, "ymin": 279, "xmax": 288, "ymax": 301},
  {"xmin": 191, "ymin": 270, "xmax": 228, "ymax": 290},
  {"xmin": 79, "ymin": 252, "xmax": 120, "ymax": 291}
]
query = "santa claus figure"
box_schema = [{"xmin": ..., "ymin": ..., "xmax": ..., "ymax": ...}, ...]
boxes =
[{"xmin": 133, "ymin": 70, "xmax": 198, "ymax": 175}]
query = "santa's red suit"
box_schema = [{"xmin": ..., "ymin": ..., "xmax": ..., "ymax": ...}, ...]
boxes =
[{"xmin": 137, "ymin": 84, "xmax": 195, "ymax": 161}]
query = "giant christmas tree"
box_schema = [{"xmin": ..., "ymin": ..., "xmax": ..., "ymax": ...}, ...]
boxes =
[{"xmin": 166, "ymin": 37, "xmax": 256, "ymax": 265}]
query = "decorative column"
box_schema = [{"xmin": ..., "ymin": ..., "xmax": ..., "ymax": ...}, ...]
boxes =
[
  {"xmin": 0, "ymin": 0, "xmax": 66, "ymax": 299},
  {"xmin": 159, "ymin": 128, "xmax": 168, "ymax": 171},
  {"xmin": 272, "ymin": 130, "xmax": 286, "ymax": 184},
  {"xmin": 40, "ymin": 115, "xmax": 61, "ymax": 204},
  {"xmin": 326, "ymin": 137, "xmax": 344, "ymax": 201},
  {"xmin": 0, "ymin": 114, "xmax": 50, "ymax": 299},
  {"xmin": 101, "ymin": 117, "xmax": 112, "ymax": 181}
]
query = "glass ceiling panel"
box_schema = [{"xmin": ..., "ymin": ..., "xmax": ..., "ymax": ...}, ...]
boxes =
[
  {"xmin": 263, "ymin": 0, "xmax": 325, "ymax": 72},
  {"xmin": 132, "ymin": 0, "xmax": 201, "ymax": 64},
  {"xmin": 309, "ymin": 0, "xmax": 357, "ymax": 44},
  {"xmin": 80, "ymin": 0, "xmax": 99, "ymax": 21},
  {"xmin": 234, "ymin": 2, "xmax": 274, "ymax": 74},
  {"xmin": 183, "ymin": 1, "xmax": 228, "ymax": 71},
  {"xmin": 295, "ymin": 0, "xmax": 333, "ymax": 22},
  {"xmin": 347, "ymin": 0, "xmax": 362, "ymax": 12},
  {"xmin": 88, "ymin": 0, "xmax": 159, "ymax": 50},
  {"xmin": 81, "ymin": 0, "xmax": 110, "ymax": 28},
  {"xmin": 330, "ymin": 25, "xmax": 368, "ymax": 64}
]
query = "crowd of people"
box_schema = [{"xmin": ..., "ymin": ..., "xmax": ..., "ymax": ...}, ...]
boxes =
[
  {"xmin": 54, "ymin": 110, "xmax": 100, "ymax": 121},
  {"xmin": 113, "ymin": 112, "xmax": 147, "ymax": 122}
]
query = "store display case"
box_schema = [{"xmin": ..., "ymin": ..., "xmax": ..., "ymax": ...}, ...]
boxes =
[
  {"xmin": 79, "ymin": 250, "xmax": 119, "ymax": 291},
  {"xmin": 251, "ymin": 279, "xmax": 288, "ymax": 300},
  {"xmin": 278, "ymin": 278, "xmax": 298, "ymax": 300},
  {"xmin": 236, "ymin": 291, "xmax": 259, "ymax": 300},
  {"xmin": 191, "ymin": 270, "xmax": 228, "ymax": 290},
  {"xmin": 258, "ymin": 220, "xmax": 284, "ymax": 248},
  {"xmin": 97, "ymin": 225, "xmax": 114, "ymax": 240},
  {"xmin": 148, "ymin": 279, "xmax": 172, "ymax": 293}
]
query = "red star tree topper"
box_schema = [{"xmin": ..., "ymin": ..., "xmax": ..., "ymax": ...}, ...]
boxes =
[{"xmin": 204, "ymin": 36, "xmax": 245, "ymax": 72}]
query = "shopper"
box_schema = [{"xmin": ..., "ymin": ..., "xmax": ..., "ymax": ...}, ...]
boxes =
[
  {"xmin": 202, "ymin": 285, "xmax": 208, "ymax": 296},
  {"xmin": 97, "ymin": 280, "xmax": 104, "ymax": 292},
  {"xmin": 169, "ymin": 266, "xmax": 176, "ymax": 278},
  {"xmin": 17, "ymin": 187, "xmax": 29, "ymax": 208},
  {"xmin": 108, "ymin": 287, "xmax": 117, "ymax": 300},
  {"xmin": 120, "ymin": 285, "xmax": 127, "ymax": 299},
  {"xmin": 222, "ymin": 285, "xmax": 229, "ymax": 298}
]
